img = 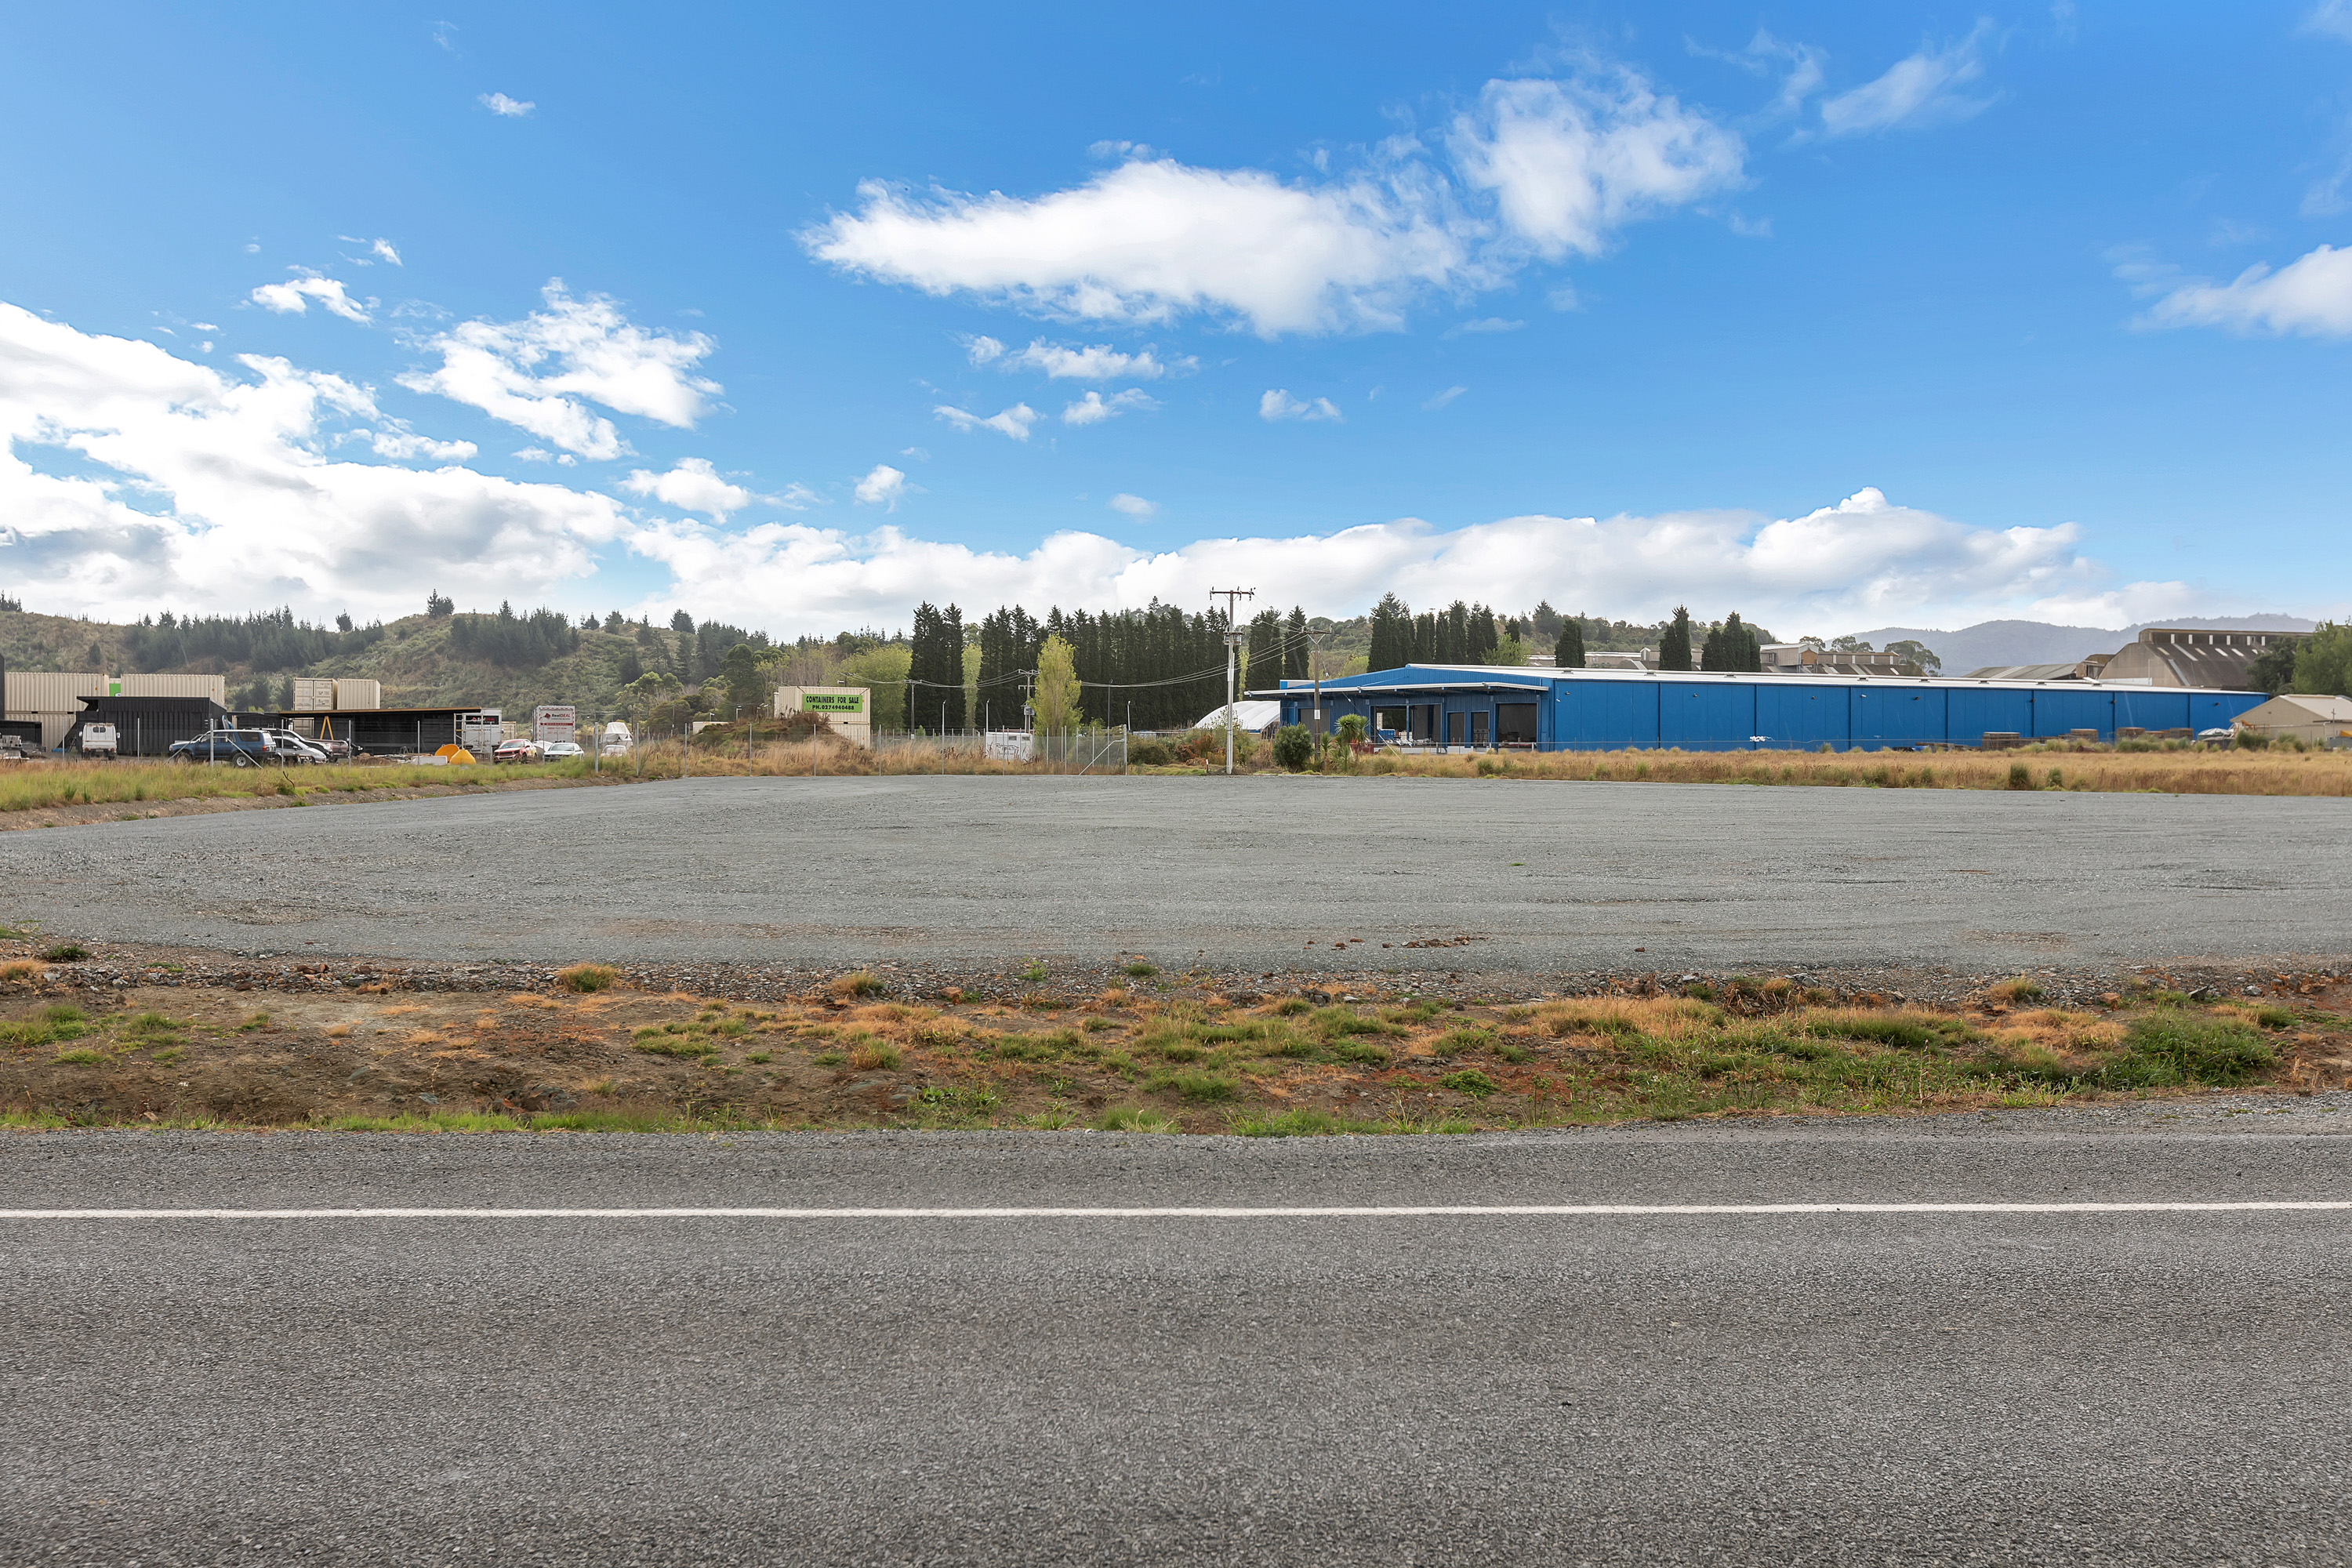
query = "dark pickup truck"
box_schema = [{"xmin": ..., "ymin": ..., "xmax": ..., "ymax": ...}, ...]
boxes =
[{"xmin": 167, "ymin": 729, "xmax": 292, "ymax": 766}]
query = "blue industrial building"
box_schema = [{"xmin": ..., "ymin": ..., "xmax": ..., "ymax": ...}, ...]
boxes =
[{"xmin": 1256, "ymin": 666, "xmax": 2267, "ymax": 751}]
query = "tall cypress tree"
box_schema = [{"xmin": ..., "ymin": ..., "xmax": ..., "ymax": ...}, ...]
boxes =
[
  {"xmin": 1283, "ymin": 606, "xmax": 1310, "ymax": 681},
  {"xmin": 1555, "ymin": 618, "xmax": 1586, "ymax": 668},
  {"xmin": 1661, "ymin": 606, "xmax": 1693, "ymax": 671},
  {"xmin": 938, "ymin": 604, "xmax": 966, "ymax": 731},
  {"xmin": 1370, "ymin": 594, "xmax": 1410, "ymax": 670},
  {"xmin": 1243, "ymin": 608, "xmax": 1283, "ymax": 695}
]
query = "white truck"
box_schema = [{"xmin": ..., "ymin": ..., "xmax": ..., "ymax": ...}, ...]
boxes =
[
  {"xmin": 599, "ymin": 720, "xmax": 632, "ymax": 755},
  {"xmin": 78, "ymin": 722, "xmax": 118, "ymax": 758}
]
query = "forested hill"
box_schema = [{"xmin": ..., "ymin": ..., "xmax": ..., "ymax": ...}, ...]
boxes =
[{"xmin": 0, "ymin": 604, "xmax": 786, "ymax": 719}]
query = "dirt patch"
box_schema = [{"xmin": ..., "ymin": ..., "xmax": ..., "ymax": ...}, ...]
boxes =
[{"xmin": 0, "ymin": 773, "xmax": 618, "ymax": 833}]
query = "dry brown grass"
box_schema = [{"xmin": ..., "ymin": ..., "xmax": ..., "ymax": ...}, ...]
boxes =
[{"xmin": 1334, "ymin": 745, "xmax": 2352, "ymax": 796}]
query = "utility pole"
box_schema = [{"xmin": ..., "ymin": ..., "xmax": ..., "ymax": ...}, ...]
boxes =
[{"xmin": 1207, "ymin": 587, "xmax": 1254, "ymax": 776}]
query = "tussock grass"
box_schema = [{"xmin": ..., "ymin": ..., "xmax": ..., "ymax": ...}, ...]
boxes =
[
  {"xmin": 831, "ymin": 970, "xmax": 887, "ymax": 999},
  {"xmin": 1098, "ymin": 1105, "xmax": 1181, "ymax": 1133},
  {"xmin": 557, "ymin": 964, "xmax": 618, "ymax": 993},
  {"xmin": 1989, "ymin": 976, "xmax": 2047, "ymax": 1003}
]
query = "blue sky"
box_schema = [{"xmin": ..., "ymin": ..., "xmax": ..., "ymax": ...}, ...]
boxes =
[{"xmin": 1, "ymin": 2, "xmax": 2347, "ymax": 637}]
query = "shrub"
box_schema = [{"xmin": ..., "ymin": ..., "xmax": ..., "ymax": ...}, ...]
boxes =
[
  {"xmin": 2006, "ymin": 761, "xmax": 2034, "ymax": 790},
  {"xmin": 1123, "ymin": 960, "xmax": 1159, "ymax": 978},
  {"xmin": 1127, "ymin": 738, "xmax": 1174, "ymax": 767},
  {"xmin": 39, "ymin": 943, "xmax": 87, "ymax": 962},
  {"xmin": 1439, "ymin": 1068, "xmax": 1498, "ymax": 1097},
  {"xmin": 2117, "ymin": 1013, "xmax": 2274, "ymax": 1086},
  {"xmin": 557, "ymin": 964, "xmax": 618, "ymax": 993},
  {"xmin": 1271, "ymin": 724, "xmax": 1316, "ymax": 771}
]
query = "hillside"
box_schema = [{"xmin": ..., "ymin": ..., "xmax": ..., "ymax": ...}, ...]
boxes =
[
  {"xmin": 0, "ymin": 605, "xmax": 797, "ymax": 720},
  {"xmin": 1850, "ymin": 615, "xmax": 2318, "ymax": 673}
]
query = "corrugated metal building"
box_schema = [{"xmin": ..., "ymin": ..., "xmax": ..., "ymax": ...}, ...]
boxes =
[
  {"xmin": 1258, "ymin": 665, "xmax": 2270, "ymax": 751},
  {"xmin": 270, "ymin": 706, "xmax": 481, "ymax": 754}
]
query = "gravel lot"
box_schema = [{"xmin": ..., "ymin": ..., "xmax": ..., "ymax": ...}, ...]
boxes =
[
  {"xmin": 2, "ymin": 776, "xmax": 2345, "ymax": 992},
  {"xmin": 10, "ymin": 1112, "xmax": 2352, "ymax": 1566}
]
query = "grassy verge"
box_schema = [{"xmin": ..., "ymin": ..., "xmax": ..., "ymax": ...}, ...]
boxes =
[{"xmin": 3, "ymin": 966, "xmax": 2343, "ymax": 1135}]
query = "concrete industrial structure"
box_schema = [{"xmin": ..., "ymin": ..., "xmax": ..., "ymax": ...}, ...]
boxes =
[
  {"xmin": 1968, "ymin": 626, "xmax": 2295, "ymax": 688},
  {"xmin": 1258, "ymin": 664, "xmax": 2270, "ymax": 751}
]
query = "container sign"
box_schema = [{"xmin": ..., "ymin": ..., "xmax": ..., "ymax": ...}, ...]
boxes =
[{"xmin": 803, "ymin": 692, "xmax": 864, "ymax": 713}]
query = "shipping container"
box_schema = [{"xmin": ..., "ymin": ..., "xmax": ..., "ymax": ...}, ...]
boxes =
[
  {"xmin": 291, "ymin": 677, "xmax": 337, "ymax": 710},
  {"xmin": 333, "ymin": 678, "xmax": 382, "ymax": 710},
  {"xmin": 119, "ymin": 673, "xmax": 230, "ymax": 704},
  {"xmin": 5, "ymin": 672, "xmax": 107, "ymax": 717}
]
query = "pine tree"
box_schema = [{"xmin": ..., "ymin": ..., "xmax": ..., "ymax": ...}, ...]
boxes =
[
  {"xmin": 1661, "ymin": 607, "xmax": 1693, "ymax": 671},
  {"xmin": 1555, "ymin": 619, "xmax": 1586, "ymax": 668},
  {"xmin": 1369, "ymin": 594, "xmax": 1410, "ymax": 671}
]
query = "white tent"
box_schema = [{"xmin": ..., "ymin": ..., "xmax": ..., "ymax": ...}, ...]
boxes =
[{"xmin": 1190, "ymin": 700, "xmax": 1283, "ymax": 733}]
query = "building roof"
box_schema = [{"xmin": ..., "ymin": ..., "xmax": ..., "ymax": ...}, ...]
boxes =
[
  {"xmin": 2239, "ymin": 693, "xmax": 2352, "ymax": 724},
  {"xmin": 1250, "ymin": 662, "xmax": 2258, "ymax": 699},
  {"xmin": 1963, "ymin": 663, "xmax": 2085, "ymax": 681},
  {"xmin": 1192, "ymin": 700, "xmax": 1283, "ymax": 730}
]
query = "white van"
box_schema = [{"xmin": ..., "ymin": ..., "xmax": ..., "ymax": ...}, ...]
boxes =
[{"xmin": 78, "ymin": 722, "xmax": 118, "ymax": 757}]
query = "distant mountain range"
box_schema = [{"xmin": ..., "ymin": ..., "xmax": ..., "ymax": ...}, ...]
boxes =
[{"xmin": 1846, "ymin": 615, "xmax": 2317, "ymax": 674}]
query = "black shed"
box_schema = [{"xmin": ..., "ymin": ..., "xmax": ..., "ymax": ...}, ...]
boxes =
[{"xmin": 67, "ymin": 695, "xmax": 230, "ymax": 757}]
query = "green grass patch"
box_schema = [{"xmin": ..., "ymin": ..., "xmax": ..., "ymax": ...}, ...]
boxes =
[
  {"xmin": 1331, "ymin": 1040, "xmax": 1391, "ymax": 1065},
  {"xmin": 1439, "ymin": 1068, "xmax": 1499, "ymax": 1097},
  {"xmin": 53, "ymin": 1047, "xmax": 104, "ymax": 1065},
  {"xmin": 1269, "ymin": 996, "xmax": 1314, "ymax": 1016},
  {"xmin": 0, "ymin": 1004, "xmax": 90, "ymax": 1049},
  {"xmin": 1152, "ymin": 1069, "xmax": 1239, "ymax": 1102},
  {"xmin": 2114, "ymin": 1012, "xmax": 2275, "ymax": 1087},
  {"xmin": 1123, "ymin": 960, "xmax": 1159, "ymax": 978},
  {"xmin": 39, "ymin": 943, "xmax": 87, "ymax": 962},
  {"xmin": 632, "ymin": 1030, "xmax": 717, "ymax": 1057},
  {"xmin": 1802, "ymin": 1012, "xmax": 1978, "ymax": 1051}
]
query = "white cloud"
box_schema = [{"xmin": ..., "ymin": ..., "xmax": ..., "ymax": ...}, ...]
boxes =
[
  {"xmin": 1449, "ymin": 71, "xmax": 1744, "ymax": 261},
  {"xmin": 0, "ymin": 300, "xmax": 623, "ymax": 623},
  {"xmin": 808, "ymin": 60, "xmax": 1740, "ymax": 335},
  {"xmin": 1004, "ymin": 339, "xmax": 1169, "ymax": 379},
  {"xmin": 372, "ymin": 238, "xmax": 402, "ymax": 267},
  {"xmin": 368, "ymin": 428, "xmax": 477, "ymax": 463},
  {"xmin": 1087, "ymin": 140, "xmax": 1157, "ymax": 161},
  {"xmin": 2133, "ymin": 243, "xmax": 2352, "ymax": 336},
  {"xmin": 963, "ymin": 334, "xmax": 1006, "ymax": 365},
  {"xmin": 626, "ymin": 485, "xmax": 2229, "ymax": 639},
  {"xmin": 512, "ymin": 446, "xmax": 554, "ymax": 463},
  {"xmin": 1819, "ymin": 22, "xmax": 1998, "ymax": 138},
  {"xmin": 1260, "ymin": 389, "xmax": 1342, "ymax": 423},
  {"xmin": 2304, "ymin": 1, "xmax": 2352, "ymax": 42},
  {"xmin": 855, "ymin": 463, "xmax": 909, "ymax": 509},
  {"xmin": 481, "ymin": 92, "xmax": 535, "ymax": 118},
  {"xmin": 1061, "ymin": 389, "xmax": 1156, "ymax": 425},
  {"xmin": 805, "ymin": 157, "xmax": 1474, "ymax": 336},
  {"xmin": 935, "ymin": 401, "xmax": 1038, "ymax": 440},
  {"xmin": 1422, "ymin": 386, "xmax": 1467, "ymax": 411},
  {"xmin": 249, "ymin": 271, "xmax": 372, "ymax": 324},
  {"xmin": 620, "ymin": 456, "xmax": 764, "ymax": 518},
  {"xmin": 1109, "ymin": 492, "xmax": 1157, "ymax": 518},
  {"xmin": 1450, "ymin": 317, "xmax": 1524, "ymax": 334},
  {"xmin": 397, "ymin": 279, "xmax": 720, "ymax": 459}
]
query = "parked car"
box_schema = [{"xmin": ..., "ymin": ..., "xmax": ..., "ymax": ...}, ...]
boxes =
[
  {"xmin": 263, "ymin": 730, "xmax": 328, "ymax": 764},
  {"xmin": 309, "ymin": 735, "xmax": 357, "ymax": 760},
  {"xmin": 167, "ymin": 729, "xmax": 286, "ymax": 766},
  {"xmin": 77, "ymin": 722, "xmax": 118, "ymax": 758},
  {"xmin": 492, "ymin": 738, "xmax": 544, "ymax": 764},
  {"xmin": 539, "ymin": 741, "xmax": 584, "ymax": 760}
]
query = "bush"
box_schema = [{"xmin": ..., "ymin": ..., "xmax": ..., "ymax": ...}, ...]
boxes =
[
  {"xmin": 2005, "ymin": 761, "xmax": 2034, "ymax": 790},
  {"xmin": 39, "ymin": 943, "xmax": 87, "ymax": 962},
  {"xmin": 1271, "ymin": 724, "xmax": 1316, "ymax": 771},
  {"xmin": 1439, "ymin": 1068, "xmax": 1498, "ymax": 1097},
  {"xmin": 1127, "ymin": 737, "xmax": 1174, "ymax": 767},
  {"xmin": 557, "ymin": 963, "xmax": 618, "ymax": 993}
]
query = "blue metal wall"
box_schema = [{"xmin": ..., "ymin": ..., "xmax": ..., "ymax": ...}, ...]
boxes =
[{"xmin": 1276, "ymin": 667, "xmax": 2269, "ymax": 751}]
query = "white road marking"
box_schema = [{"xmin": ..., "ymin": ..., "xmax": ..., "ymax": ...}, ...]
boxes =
[{"xmin": 0, "ymin": 1202, "xmax": 2348, "ymax": 1220}]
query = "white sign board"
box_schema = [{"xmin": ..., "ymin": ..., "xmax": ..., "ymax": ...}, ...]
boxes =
[{"xmin": 533, "ymin": 704, "xmax": 577, "ymax": 744}]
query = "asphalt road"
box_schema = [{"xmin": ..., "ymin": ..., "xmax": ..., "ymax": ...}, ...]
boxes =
[
  {"xmin": 1, "ymin": 776, "xmax": 2344, "ymax": 976},
  {"xmin": 8, "ymin": 1109, "xmax": 2352, "ymax": 1565}
]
